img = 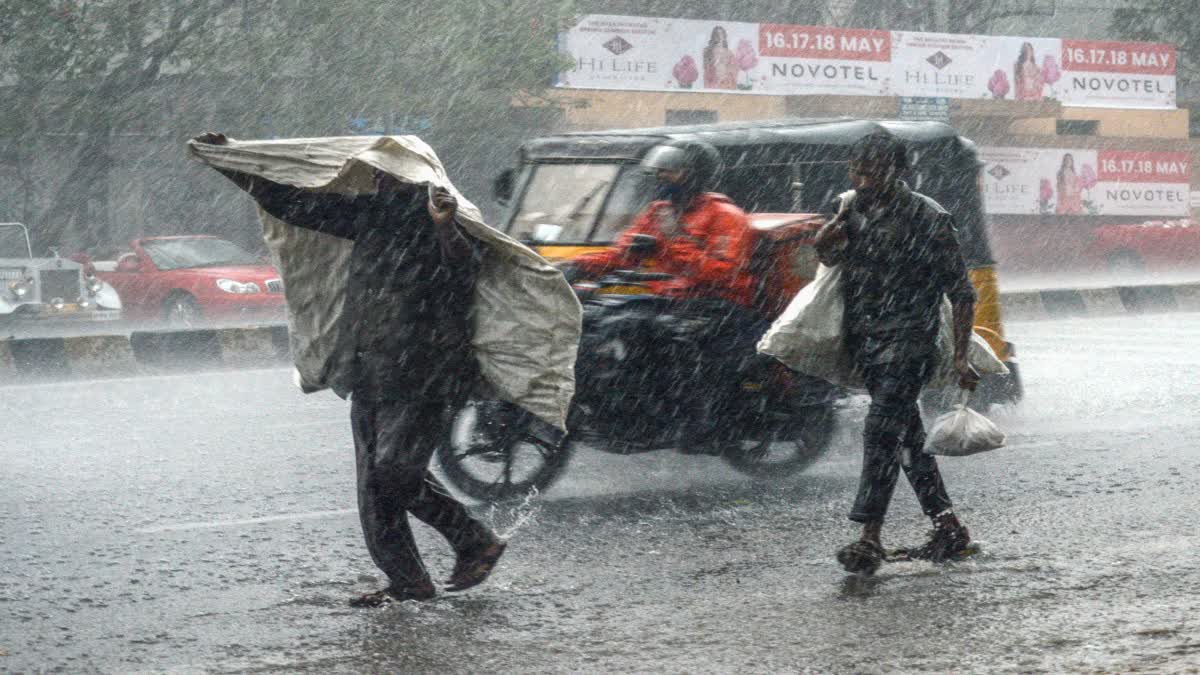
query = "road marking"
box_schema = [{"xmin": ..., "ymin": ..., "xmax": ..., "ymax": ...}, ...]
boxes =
[{"xmin": 137, "ymin": 508, "xmax": 357, "ymax": 534}]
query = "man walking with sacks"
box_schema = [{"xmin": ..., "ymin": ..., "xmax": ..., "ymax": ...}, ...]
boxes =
[
  {"xmin": 190, "ymin": 133, "xmax": 580, "ymax": 606},
  {"xmin": 812, "ymin": 132, "xmax": 981, "ymax": 574}
]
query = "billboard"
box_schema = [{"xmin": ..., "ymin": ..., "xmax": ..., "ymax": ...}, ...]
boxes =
[
  {"xmin": 980, "ymin": 147, "xmax": 1190, "ymax": 216},
  {"xmin": 558, "ymin": 15, "xmax": 1177, "ymax": 109}
]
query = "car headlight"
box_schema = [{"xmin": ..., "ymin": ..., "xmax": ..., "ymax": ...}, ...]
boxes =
[
  {"xmin": 216, "ymin": 279, "xmax": 261, "ymax": 294},
  {"xmin": 8, "ymin": 279, "xmax": 31, "ymax": 299}
]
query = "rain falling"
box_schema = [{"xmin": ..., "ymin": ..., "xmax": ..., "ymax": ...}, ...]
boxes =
[{"xmin": 2, "ymin": 1, "xmax": 1198, "ymax": 671}]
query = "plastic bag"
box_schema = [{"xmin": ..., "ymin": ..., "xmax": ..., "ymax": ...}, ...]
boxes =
[{"xmin": 927, "ymin": 391, "xmax": 1006, "ymax": 456}]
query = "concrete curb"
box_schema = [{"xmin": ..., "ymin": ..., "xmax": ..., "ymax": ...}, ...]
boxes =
[
  {"xmin": 1000, "ymin": 283, "xmax": 1200, "ymax": 321},
  {"xmin": 1, "ymin": 282, "xmax": 1197, "ymax": 382},
  {"xmin": 0, "ymin": 325, "xmax": 290, "ymax": 382}
]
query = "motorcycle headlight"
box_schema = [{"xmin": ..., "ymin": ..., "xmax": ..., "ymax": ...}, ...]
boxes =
[{"xmin": 216, "ymin": 279, "xmax": 261, "ymax": 294}]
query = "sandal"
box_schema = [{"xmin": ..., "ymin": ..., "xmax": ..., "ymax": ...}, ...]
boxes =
[
  {"xmin": 899, "ymin": 523, "xmax": 973, "ymax": 563},
  {"xmin": 836, "ymin": 539, "xmax": 885, "ymax": 575},
  {"xmin": 349, "ymin": 581, "xmax": 436, "ymax": 608},
  {"xmin": 445, "ymin": 537, "xmax": 507, "ymax": 592}
]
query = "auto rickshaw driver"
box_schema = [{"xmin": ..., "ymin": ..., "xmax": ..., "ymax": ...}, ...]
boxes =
[{"xmin": 562, "ymin": 139, "xmax": 770, "ymax": 452}]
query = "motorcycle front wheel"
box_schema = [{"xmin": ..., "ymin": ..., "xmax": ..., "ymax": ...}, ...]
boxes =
[
  {"xmin": 437, "ymin": 400, "xmax": 571, "ymax": 502},
  {"xmin": 720, "ymin": 401, "xmax": 836, "ymax": 480}
]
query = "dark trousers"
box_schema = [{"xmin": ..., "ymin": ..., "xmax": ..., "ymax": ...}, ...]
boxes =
[
  {"xmin": 351, "ymin": 396, "xmax": 488, "ymax": 587},
  {"xmin": 848, "ymin": 360, "xmax": 954, "ymax": 524}
]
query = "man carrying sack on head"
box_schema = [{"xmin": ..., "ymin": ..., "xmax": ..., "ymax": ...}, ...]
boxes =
[{"xmin": 190, "ymin": 133, "xmax": 580, "ymax": 607}]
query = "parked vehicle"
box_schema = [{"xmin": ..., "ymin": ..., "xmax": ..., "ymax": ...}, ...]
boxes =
[
  {"xmin": 1085, "ymin": 219, "xmax": 1200, "ymax": 275},
  {"xmin": 92, "ymin": 235, "xmax": 285, "ymax": 327},
  {"xmin": 0, "ymin": 222, "xmax": 121, "ymax": 328}
]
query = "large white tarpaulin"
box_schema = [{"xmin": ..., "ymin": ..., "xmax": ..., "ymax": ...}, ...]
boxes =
[{"xmin": 189, "ymin": 135, "xmax": 581, "ymax": 430}]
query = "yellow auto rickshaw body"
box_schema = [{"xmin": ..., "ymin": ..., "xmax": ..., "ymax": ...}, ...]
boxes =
[{"xmin": 493, "ymin": 118, "xmax": 1020, "ymax": 402}]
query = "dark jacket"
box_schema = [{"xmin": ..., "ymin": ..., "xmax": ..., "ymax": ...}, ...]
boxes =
[
  {"xmin": 245, "ymin": 178, "xmax": 483, "ymax": 402},
  {"xmin": 839, "ymin": 183, "xmax": 976, "ymax": 368}
]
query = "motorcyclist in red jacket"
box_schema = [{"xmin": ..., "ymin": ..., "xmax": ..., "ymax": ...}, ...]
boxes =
[
  {"xmin": 569, "ymin": 140, "xmax": 758, "ymax": 308},
  {"xmin": 566, "ymin": 140, "xmax": 768, "ymax": 453}
]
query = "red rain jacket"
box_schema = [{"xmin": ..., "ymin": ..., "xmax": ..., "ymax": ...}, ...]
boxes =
[{"xmin": 573, "ymin": 193, "xmax": 758, "ymax": 308}]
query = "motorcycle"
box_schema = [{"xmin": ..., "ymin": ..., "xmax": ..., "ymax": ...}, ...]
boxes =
[{"xmin": 437, "ymin": 264, "xmax": 840, "ymax": 502}]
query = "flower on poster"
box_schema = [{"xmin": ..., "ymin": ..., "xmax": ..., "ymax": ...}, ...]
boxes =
[
  {"xmin": 673, "ymin": 55, "xmax": 699, "ymax": 88},
  {"xmin": 1039, "ymin": 178, "xmax": 1055, "ymax": 214},
  {"xmin": 988, "ymin": 70, "xmax": 1010, "ymax": 99},
  {"xmin": 734, "ymin": 39, "xmax": 758, "ymax": 90},
  {"xmin": 1042, "ymin": 55, "xmax": 1061, "ymax": 85},
  {"xmin": 1079, "ymin": 163, "xmax": 1097, "ymax": 189}
]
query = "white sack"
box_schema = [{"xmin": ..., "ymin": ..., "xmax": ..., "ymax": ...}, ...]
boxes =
[
  {"xmin": 757, "ymin": 268, "xmax": 1009, "ymax": 390},
  {"xmin": 755, "ymin": 263, "xmax": 849, "ymax": 384},
  {"xmin": 188, "ymin": 135, "xmax": 581, "ymax": 430}
]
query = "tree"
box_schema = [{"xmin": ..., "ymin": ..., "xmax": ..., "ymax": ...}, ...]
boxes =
[
  {"xmin": 836, "ymin": 0, "xmax": 1057, "ymax": 34},
  {"xmin": 1111, "ymin": 0, "xmax": 1198, "ymax": 134},
  {"xmin": 0, "ymin": 1, "xmax": 573, "ymax": 250}
]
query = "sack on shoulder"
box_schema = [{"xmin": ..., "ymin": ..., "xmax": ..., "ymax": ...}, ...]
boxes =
[{"xmin": 756, "ymin": 263, "xmax": 849, "ymax": 384}]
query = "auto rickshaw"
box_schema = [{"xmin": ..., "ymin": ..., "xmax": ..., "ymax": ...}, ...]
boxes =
[{"xmin": 492, "ymin": 118, "xmax": 1022, "ymax": 407}]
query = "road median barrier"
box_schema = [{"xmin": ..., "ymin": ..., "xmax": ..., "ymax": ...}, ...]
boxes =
[
  {"xmin": 999, "ymin": 282, "xmax": 1200, "ymax": 321},
  {"xmin": 1, "ymin": 324, "xmax": 290, "ymax": 384}
]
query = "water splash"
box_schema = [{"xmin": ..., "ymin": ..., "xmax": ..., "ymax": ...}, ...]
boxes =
[{"xmin": 487, "ymin": 486, "xmax": 543, "ymax": 540}]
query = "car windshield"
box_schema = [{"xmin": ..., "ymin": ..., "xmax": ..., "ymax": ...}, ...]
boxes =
[
  {"xmin": 142, "ymin": 238, "xmax": 260, "ymax": 270},
  {"xmin": 0, "ymin": 224, "xmax": 32, "ymax": 258},
  {"xmin": 509, "ymin": 163, "xmax": 654, "ymax": 243}
]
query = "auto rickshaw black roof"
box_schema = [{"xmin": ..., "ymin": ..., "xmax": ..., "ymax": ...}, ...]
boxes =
[
  {"xmin": 521, "ymin": 118, "xmax": 979, "ymax": 163},
  {"xmin": 518, "ymin": 117, "xmax": 993, "ymax": 267}
]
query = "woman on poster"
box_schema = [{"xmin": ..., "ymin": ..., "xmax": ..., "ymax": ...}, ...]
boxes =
[
  {"xmin": 1013, "ymin": 42, "xmax": 1044, "ymax": 101},
  {"xmin": 1056, "ymin": 153, "xmax": 1084, "ymax": 215},
  {"xmin": 703, "ymin": 26, "xmax": 737, "ymax": 90}
]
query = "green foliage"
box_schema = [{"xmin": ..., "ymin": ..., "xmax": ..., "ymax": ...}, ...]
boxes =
[
  {"xmin": 1112, "ymin": 0, "xmax": 1197, "ymax": 85},
  {"xmin": 1111, "ymin": 0, "xmax": 1197, "ymax": 134},
  {"xmin": 0, "ymin": 0, "xmax": 574, "ymax": 245}
]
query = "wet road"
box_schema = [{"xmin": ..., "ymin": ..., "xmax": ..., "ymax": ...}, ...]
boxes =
[{"xmin": 3, "ymin": 313, "xmax": 1200, "ymax": 673}]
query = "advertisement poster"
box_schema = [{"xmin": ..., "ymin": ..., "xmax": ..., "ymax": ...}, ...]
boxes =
[
  {"xmin": 980, "ymin": 147, "xmax": 1190, "ymax": 216},
  {"xmin": 755, "ymin": 24, "xmax": 892, "ymax": 96},
  {"xmin": 889, "ymin": 31, "xmax": 991, "ymax": 99},
  {"xmin": 1058, "ymin": 40, "xmax": 1177, "ymax": 108},
  {"xmin": 558, "ymin": 15, "xmax": 761, "ymax": 92},
  {"xmin": 558, "ymin": 15, "xmax": 1176, "ymax": 109}
]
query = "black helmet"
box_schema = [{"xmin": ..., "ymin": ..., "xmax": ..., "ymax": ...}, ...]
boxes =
[
  {"xmin": 641, "ymin": 140, "xmax": 722, "ymax": 192},
  {"xmin": 848, "ymin": 132, "xmax": 909, "ymax": 171}
]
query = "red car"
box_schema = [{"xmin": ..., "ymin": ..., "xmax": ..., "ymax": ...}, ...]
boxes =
[
  {"xmin": 1085, "ymin": 219, "xmax": 1200, "ymax": 274},
  {"xmin": 94, "ymin": 235, "xmax": 286, "ymax": 327}
]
